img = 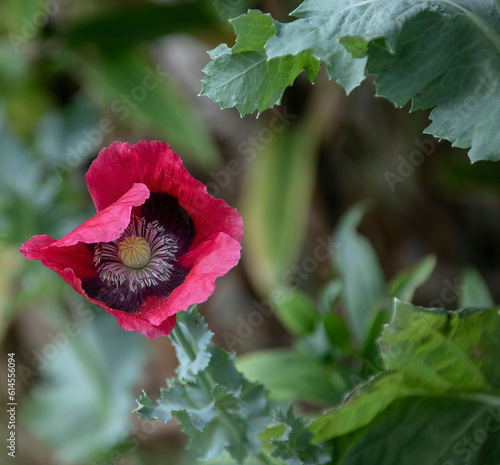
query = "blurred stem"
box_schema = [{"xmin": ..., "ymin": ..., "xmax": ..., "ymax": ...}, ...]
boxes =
[
  {"xmin": 257, "ymin": 450, "xmax": 275, "ymax": 465},
  {"xmin": 496, "ymin": 0, "xmax": 500, "ymax": 14}
]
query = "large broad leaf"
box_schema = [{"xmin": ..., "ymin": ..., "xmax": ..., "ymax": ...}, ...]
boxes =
[
  {"xmin": 311, "ymin": 300, "xmax": 500, "ymax": 464},
  {"xmin": 202, "ymin": 2, "xmax": 500, "ymax": 162},
  {"xmin": 336, "ymin": 395, "xmax": 500, "ymax": 465}
]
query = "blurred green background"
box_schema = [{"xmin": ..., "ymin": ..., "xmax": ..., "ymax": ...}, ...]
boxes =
[{"xmin": 1, "ymin": 1, "xmax": 500, "ymax": 464}]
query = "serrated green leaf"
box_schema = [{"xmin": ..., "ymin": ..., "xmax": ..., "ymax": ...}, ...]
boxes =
[
  {"xmin": 459, "ymin": 267, "xmax": 494, "ymax": 307},
  {"xmin": 203, "ymin": 1, "xmax": 500, "ymax": 161},
  {"xmin": 271, "ymin": 406, "xmax": 329, "ymax": 465},
  {"xmin": 271, "ymin": 1, "xmax": 500, "ymax": 163},
  {"xmin": 230, "ymin": 10, "xmax": 276, "ymax": 53},
  {"xmin": 140, "ymin": 346, "xmax": 269, "ymax": 464},
  {"xmin": 136, "ymin": 307, "xmax": 270, "ymax": 464},
  {"xmin": 332, "ymin": 201, "xmax": 386, "ymax": 346},
  {"xmin": 137, "ymin": 378, "xmax": 216, "ymax": 426},
  {"xmin": 201, "ymin": 10, "xmax": 321, "ymax": 115},
  {"xmin": 311, "ymin": 300, "xmax": 500, "ymax": 442},
  {"xmin": 389, "ymin": 254, "xmax": 436, "ymax": 302},
  {"xmin": 170, "ymin": 307, "xmax": 213, "ymax": 383}
]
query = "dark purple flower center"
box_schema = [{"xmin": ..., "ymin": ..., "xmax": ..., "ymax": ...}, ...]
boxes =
[{"xmin": 82, "ymin": 192, "xmax": 196, "ymax": 314}]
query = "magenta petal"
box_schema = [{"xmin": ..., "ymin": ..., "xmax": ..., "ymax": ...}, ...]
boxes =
[
  {"xmin": 86, "ymin": 140, "xmax": 243, "ymax": 249},
  {"xmin": 60, "ymin": 268, "xmax": 177, "ymax": 339},
  {"xmin": 20, "ymin": 235, "xmax": 57, "ymax": 260},
  {"xmin": 56, "ymin": 183, "xmax": 150, "ymax": 247},
  {"xmin": 86, "ymin": 141, "xmax": 183, "ymax": 212},
  {"xmin": 20, "ymin": 183, "xmax": 151, "ymax": 296},
  {"xmin": 142, "ymin": 232, "xmax": 242, "ymax": 327},
  {"xmin": 24, "ymin": 141, "xmax": 243, "ymax": 339},
  {"xmin": 110, "ymin": 310, "xmax": 177, "ymax": 339}
]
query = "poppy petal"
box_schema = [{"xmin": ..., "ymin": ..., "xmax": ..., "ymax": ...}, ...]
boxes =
[
  {"xmin": 62, "ymin": 268, "xmax": 177, "ymax": 339},
  {"xmin": 86, "ymin": 141, "xmax": 187, "ymax": 212},
  {"xmin": 142, "ymin": 232, "xmax": 242, "ymax": 326},
  {"xmin": 86, "ymin": 140, "xmax": 243, "ymax": 250},
  {"xmin": 23, "ymin": 141, "xmax": 243, "ymax": 339},
  {"xmin": 20, "ymin": 183, "xmax": 150, "ymax": 293},
  {"xmin": 57, "ymin": 182, "xmax": 150, "ymax": 247}
]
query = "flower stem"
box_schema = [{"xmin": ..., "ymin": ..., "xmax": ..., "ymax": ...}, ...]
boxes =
[
  {"xmin": 257, "ymin": 450, "xmax": 275, "ymax": 465},
  {"xmin": 496, "ymin": 0, "xmax": 500, "ymax": 14}
]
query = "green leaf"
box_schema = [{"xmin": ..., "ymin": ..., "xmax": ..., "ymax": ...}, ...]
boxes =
[
  {"xmin": 137, "ymin": 307, "xmax": 270, "ymax": 464},
  {"xmin": 317, "ymin": 279, "xmax": 343, "ymax": 315},
  {"xmin": 137, "ymin": 377, "xmax": 216, "ymax": 426},
  {"xmin": 389, "ymin": 254, "xmax": 436, "ymax": 302},
  {"xmin": 236, "ymin": 349, "xmax": 347, "ymax": 405},
  {"xmin": 138, "ymin": 347, "xmax": 269, "ymax": 464},
  {"xmin": 336, "ymin": 395, "xmax": 500, "ymax": 465},
  {"xmin": 271, "ymin": 406, "xmax": 329, "ymax": 465},
  {"xmin": 332, "ymin": 201, "xmax": 386, "ymax": 346},
  {"xmin": 230, "ymin": 9, "xmax": 276, "ymax": 53},
  {"xmin": 169, "ymin": 307, "xmax": 214, "ymax": 383},
  {"xmin": 338, "ymin": 35, "xmax": 370, "ymax": 59},
  {"xmin": 23, "ymin": 311, "xmax": 148, "ymax": 463},
  {"xmin": 361, "ymin": 307, "xmax": 391, "ymax": 364},
  {"xmin": 203, "ymin": 1, "xmax": 500, "ymax": 162},
  {"xmin": 323, "ymin": 313, "xmax": 351, "ymax": 354},
  {"xmin": 311, "ymin": 301, "xmax": 500, "ymax": 443},
  {"xmin": 201, "ymin": 10, "xmax": 321, "ymax": 115},
  {"xmin": 459, "ymin": 267, "xmax": 494, "ymax": 307},
  {"xmin": 274, "ymin": 287, "xmax": 319, "ymax": 335}
]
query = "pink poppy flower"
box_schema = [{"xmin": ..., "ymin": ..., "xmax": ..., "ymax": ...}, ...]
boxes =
[{"xmin": 21, "ymin": 141, "xmax": 243, "ymax": 339}]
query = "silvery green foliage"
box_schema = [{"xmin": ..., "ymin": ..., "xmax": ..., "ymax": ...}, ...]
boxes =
[{"xmin": 202, "ymin": 1, "xmax": 500, "ymax": 162}]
